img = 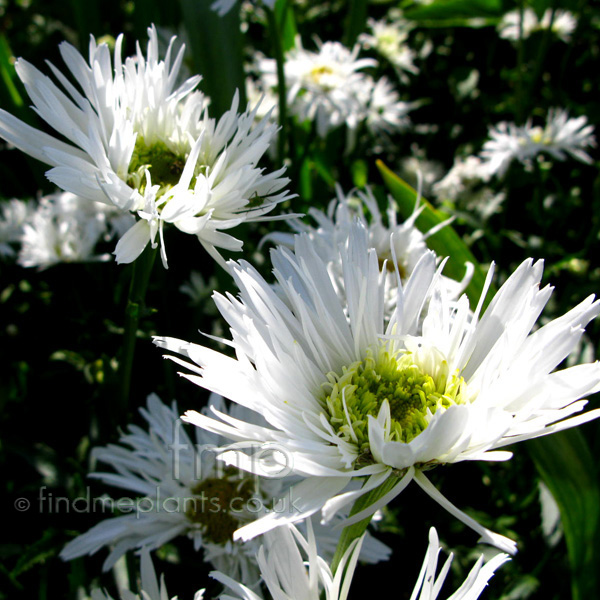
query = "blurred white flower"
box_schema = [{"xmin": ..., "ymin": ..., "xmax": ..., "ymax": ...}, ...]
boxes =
[
  {"xmin": 540, "ymin": 10, "xmax": 577, "ymax": 42},
  {"xmin": 361, "ymin": 77, "xmax": 412, "ymax": 145},
  {"xmin": 0, "ymin": 25, "xmax": 291, "ymax": 269},
  {"xmin": 0, "ymin": 198, "xmax": 35, "ymax": 258},
  {"xmin": 157, "ymin": 222, "xmax": 600, "ymax": 552},
  {"xmin": 359, "ymin": 16, "xmax": 418, "ymax": 77},
  {"xmin": 498, "ymin": 8, "xmax": 576, "ymax": 42},
  {"xmin": 481, "ymin": 109, "xmax": 595, "ymax": 176},
  {"xmin": 17, "ymin": 192, "xmax": 119, "ymax": 268},
  {"xmin": 91, "ymin": 548, "xmax": 204, "ymax": 600},
  {"xmin": 259, "ymin": 37, "xmax": 376, "ymax": 138},
  {"xmin": 212, "ymin": 523, "xmax": 508, "ymax": 600},
  {"xmin": 497, "ymin": 8, "xmax": 539, "ymax": 40},
  {"xmin": 432, "ymin": 156, "xmax": 491, "ymax": 202}
]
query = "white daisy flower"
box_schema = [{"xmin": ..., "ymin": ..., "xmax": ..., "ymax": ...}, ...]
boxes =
[
  {"xmin": 91, "ymin": 547, "xmax": 204, "ymax": 600},
  {"xmin": 17, "ymin": 191, "xmax": 128, "ymax": 268},
  {"xmin": 60, "ymin": 393, "xmax": 284, "ymax": 584},
  {"xmin": 212, "ymin": 522, "xmax": 509, "ymax": 600},
  {"xmin": 262, "ymin": 185, "xmax": 471, "ymax": 313},
  {"xmin": 481, "ymin": 109, "xmax": 595, "ymax": 176},
  {"xmin": 259, "ymin": 38, "xmax": 376, "ymax": 138},
  {"xmin": 359, "ymin": 17, "xmax": 418, "ymax": 76},
  {"xmin": 156, "ymin": 222, "xmax": 600, "ymax": 553},
  {"xmin": 0, "ymin": 25, "xmax": 291, "ymax": 268},
  {"xmin": 359, "ymin": 77, "xmax": 412, "ymax": 151}
]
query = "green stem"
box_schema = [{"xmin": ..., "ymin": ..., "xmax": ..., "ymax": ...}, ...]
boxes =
[
  {"xmin": 330, "ymin": 473, "xmax": 400, "ymax": 574},
  {"xmin": 118, "ymin": 245, "xmax": 157, "ymax": 412},
  {"xmin": 266, "ymin": 5, "xmax": 288, "ymax": 166},
  {"xmin": 515, "ymin": 0, "xmax": 527, "ymax": 124}
]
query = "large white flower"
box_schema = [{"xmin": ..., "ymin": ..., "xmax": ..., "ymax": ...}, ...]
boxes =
[
  {"xmin": 0, "ymin": 26, "xmax": 291, "ymax": 268},
  {"xmin": 212, "ymin": 522, "xmax": 509, "ymax": 600},
  {"xmin": 156, "ymin": 222, "xmax": 600, "ymax": 552},
  {"xmin": 262, "ymin": 185, "xmax": 471, "ymax": 314},
  {"xmin": 481, "ymin": 109, "xmax": 595, "ymax": 176}
]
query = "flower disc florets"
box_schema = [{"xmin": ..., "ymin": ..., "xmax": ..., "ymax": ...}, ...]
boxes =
[
  {"xmin": 323, "ymin": 347, "xmax": 467, "ymax": 460},
  {"xmin": 187, "ymin": 474, "xmax": 254, "ymax": 545}
]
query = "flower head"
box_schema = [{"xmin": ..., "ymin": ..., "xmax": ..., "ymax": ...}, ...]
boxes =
[
  {"xmin": 262, "ymin": 185, "xmax": 471, "ymax": 314},
  {"xmin": 156, "ymin": 222, "xmax": 600, "ymax": 552},
  {"xmin": 260, "ymin": 38, "xmax": 376, "ymax": 138},
  {"xmin": 481, "ymin": 109, "xmax": 595, "ymax": 176},
  {"xmin": 359, "ymin": 16, "xmax": 418, "ymax": 76},
  {"xmin": 17, "ymin": 191, "xmax": 126, "ymax": 268},
  {"xmin": 0, "ymin": 26, "xmax": 291, "ymax": 268},
  {"xmin": 60, "ymin": 394, "xmax": 283, "ymax": 584}
]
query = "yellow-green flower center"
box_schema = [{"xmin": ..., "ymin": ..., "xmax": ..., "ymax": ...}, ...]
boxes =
[
  {"xmin": 322, "ymin": 348, "xmax": 466, "ymax": 461},
  {"xmin": 127, "ymin": 136, "xmax": 210, "ymax": 199},
  {"xmin": 128, "ymin": 137, "xmax": 186, "ymax": 192},
  {"xmin": 186, "ymin": 475, "xmax": 254, "ymax": 545}
]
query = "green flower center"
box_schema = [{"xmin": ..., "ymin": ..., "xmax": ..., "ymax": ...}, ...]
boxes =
[
  {"xmin": 186, "ymin": 475, "xmax": 254, "ymax": 545},
  {"xmin": 321, "ymin": 348, "xmax": 466, "ymax": 462},
  {"xmin": 127, "ymin": 136, "xmax": 208, "ymax": 198}
]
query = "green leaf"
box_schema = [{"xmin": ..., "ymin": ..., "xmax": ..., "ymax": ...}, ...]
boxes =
[
  {"xmin": 178, "ymin": 0, "xmax": 246, "ymax": 119},
  {"xmin": 0, "ymin": 35, "xmax": 23, "ymax": 111},
  {"xmin": 275, "ymin": 0, "xmax": 297, "ymax": 53},
  {"xmin": 376, "ymin": 160, "xmax": 494, "ymax": 311},
  {"xmin": 405, "ymin": 0, "xmax": 504, "ymax": 21},
  {"xmin": 527, "ymin": 429, "xmax": 600, "ymax": 600},
  {"xmin": 344, "ymin": 0, "xmax": 368, "ymax": 47}
]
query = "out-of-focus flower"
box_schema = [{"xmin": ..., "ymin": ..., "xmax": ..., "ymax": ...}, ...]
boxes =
[
  {"xmin": 0, "ymin": 198, "xmax": 35, "ymax": 258},
  {"xmin": 212, "ymin": 523, "xmax": 509, "ymax": 600},
  {"xmin": 497, "ymin": 8, "xmax": 539, "ymax": 40},
  {"xmin": 361, "ymin": 77, "xmax": 412, "ymax": 147},
  {"xmin": 498, "ymin": 8, "xmax": 576, "ymax": 42},
  {"xmin": 0, "ymin": 25, "xmax": 291, "ymax": 269},
  {"xmin": 17, "ymin": 192, "xmax": 123, "ymax": 268},
  {"xmin": 432, "ymin": 156, "xmax": 491, "ymax": 201},
  {"xmin": 91, "ymin": 548, "xmax": 204, "ymax": 600},
  {"xmin": 481, "ymin": 109, "xmax": 595, "ymax": 176},
  {"xmin": 359, "ymin": 16, "xmax": 418, "ymax": 77},
  {"xmin": 259, "ymin": 38, "xmax": 377, "ymax": 138},
  {"xmin": 157, "ymin": 222, "xmax": 600, "ymax": 551}
]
